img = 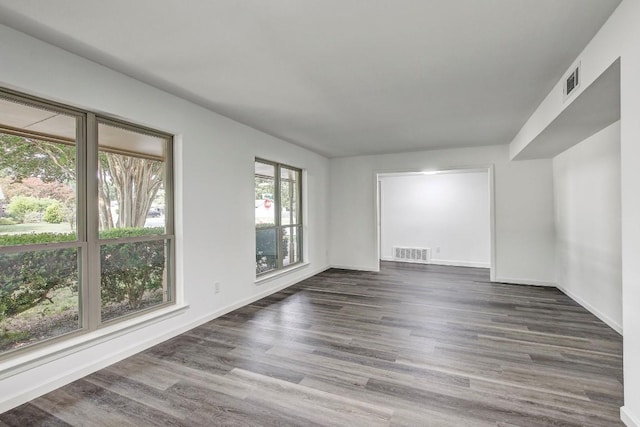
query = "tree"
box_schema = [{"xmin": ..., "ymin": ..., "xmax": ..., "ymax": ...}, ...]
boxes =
[
  {"xmin": 100, "ymin": 153, "xmax": 164, "ymax": 229},
  {"xmin": 0, "ymin": 176, "xmax": 74, "ymax": 204},
  {"xmin": 0, "ymin": 133, "xmax": 163, "ymax": 229},
  {"xmin": 0, "ymin": 134, "xmax": 75, "ymax": 183}
]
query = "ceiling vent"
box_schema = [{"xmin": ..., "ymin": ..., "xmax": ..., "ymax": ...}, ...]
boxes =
[{"xmin": 564, "ymin": 62, "xmax": 581, "ymax": 100}]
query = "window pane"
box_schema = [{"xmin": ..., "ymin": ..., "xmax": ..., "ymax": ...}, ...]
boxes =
[
  {"xmin": 0, "ymin": 247, "xmax": 80, "ymax": 353},
  {"xmin": 256, "ymin": 228, "xmax": 278, "ymax": 274},
  {"xmin": 0, "ymin": 97, "xmax": 78, "ymax": 242},
  {"xmin": 97, "ymin": 122, "xmax": 168, "ymax": 237},
  {"xmin": 255, "ymin": 161, "xmax": 275, "ymax": 227},
  {"xmin": 280, "ymin": 167, "xmax": 299, "ymax": 226},
  {"xmin": 283, "ymin": 226, "xmax": 301, "ymax": 267},
  {"xmin": 100, "ymin": 239, "xmax": 171, "ymax": 323}
]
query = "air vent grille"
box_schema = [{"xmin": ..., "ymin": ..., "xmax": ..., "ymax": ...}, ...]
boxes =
[
  {"xmin": 564, "ymin": 62, "xmax": 581, "ymax": 99},
  {"xmin": 393, "ymin": 247, "xmax": 431, "ymax": 264}
]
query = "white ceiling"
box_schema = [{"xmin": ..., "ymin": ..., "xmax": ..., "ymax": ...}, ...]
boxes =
[{"xmin": 0, "ymin": 1, "xmax": 621, "ymax": 158}]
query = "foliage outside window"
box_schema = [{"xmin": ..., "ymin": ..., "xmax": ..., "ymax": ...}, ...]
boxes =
[
  {"xmin": 255, "ymin": 159, "xmax": 302, "ymax": 275},
  {"xmin": 0, "ymin": 89, "xmax": 174, "ymax": 357}
]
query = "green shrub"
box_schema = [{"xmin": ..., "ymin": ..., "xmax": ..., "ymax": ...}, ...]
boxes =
[
  {"xmin": 0, "ymin": 232, "xmax": 76, "ymax": 246},
  {"xmin": 6, "ymin": 196, "xmax": 56, "ymax": 223},
  {"xmin": 0, "ymin": 218, "xmax": 17, "ymax": 225},
  {"xmin": 44, "ymin": 202, "xmax": 66, "ymax": 224},
  {"xmin": 0, "ymin": 227, "xmax": 166, "ymax": 325},
  {"xmin": 6, "ymin": 195, "xmax": 38, "ymax": 222},
  {"xmin": 99, "ymin": 226, "xmax": 163, "ymax": 239},
  {"xmin": 101, "ymin": 240, "xmax": 165, "ymax": 310},
  {"xmin": 0, "ymin": 245, "xmax": 78, "ymax": 321},
  {"xmin": 100, "ymin": 227, "xmax": 166, "ymax": 310}
]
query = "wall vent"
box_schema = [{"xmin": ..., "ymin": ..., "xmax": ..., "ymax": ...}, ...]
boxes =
[
  {"xmin": 564, "ymin": 62, "xmax": 581, "ymax": 100},
  {"xmin": 393, "ymin": 247, "xmax": 431, "ymax": 264}
]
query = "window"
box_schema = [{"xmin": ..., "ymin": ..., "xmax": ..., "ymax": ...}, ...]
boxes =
[
  {"xmin": 0, "ymin": 89, "xmax": 174, "ymax": 358},
  {"xmin": 255, "ymin": 159, "xmax": 302, "ymax": 275}
]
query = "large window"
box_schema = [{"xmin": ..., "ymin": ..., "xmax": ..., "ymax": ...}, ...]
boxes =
[
  {"xmin": 0, "ymin": 89, "xmax": 174, "ymax": 358},
  {"xmin": 255, "ymin": 159, "xmax": 302, "ymax": 275}
]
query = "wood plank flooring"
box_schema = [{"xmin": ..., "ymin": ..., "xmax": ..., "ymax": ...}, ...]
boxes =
[{"xmin": 0, "ymin": 262, "xmax": 624, "ymax": 426}]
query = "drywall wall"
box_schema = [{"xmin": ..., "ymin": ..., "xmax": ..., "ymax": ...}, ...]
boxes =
[
  {"xmin": 553, "ymin": 121, "xmax": 621, "ymax": 332},
  {"xmin": 329, "ymin": 144, "xmax": 555, "ymax": 285},
  {"xmin": 379, "ymin": 172, "xmax": 490, "ymax": 268},
  {"xmin": 509, "ymin": 1, "xmax": 639, "ymax": 423},
  {"xmin": 0, "ymin": 24, "xmax": 330, "ymax": 410}
]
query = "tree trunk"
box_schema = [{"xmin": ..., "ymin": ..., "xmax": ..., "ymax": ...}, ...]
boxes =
[
  {"xmin": 98, "ymin": 163, "xmax": 114, "ymax": 230},
  {"xmin": 104, "ymin": 153, "xmax": 163, "ymax": 229}
]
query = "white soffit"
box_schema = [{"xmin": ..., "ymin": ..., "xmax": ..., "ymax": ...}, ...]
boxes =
[
  {"xmin": 98, "ymin": 122, "xmax": 166, "ymax": 160},
  {"xmin": 0, "ymin": 96, "xmax": 76, "ymax": 141},
  {"xmin": 0, "ymin": 96, "xmax": 165, "ymax": 159},
  {"xmin": 513, "ymin": 58, "xmax": 620, "ymax": 161}
]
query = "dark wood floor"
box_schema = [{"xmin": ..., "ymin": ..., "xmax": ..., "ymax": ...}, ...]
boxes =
[{"xmin": 0, "ymin": 262, "xmax": 624, "ymax": 426}]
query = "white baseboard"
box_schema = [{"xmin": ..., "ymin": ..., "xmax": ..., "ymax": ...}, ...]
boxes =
[
  {"xmin": 380, "ymin": 257, "xmax": 490, "ymax": 269},
  {"xmin": 330, "ymin": 264, "xmax": 380, "ymax": 272},
  {"xmin": 430, "ymin": 259, "xmax": 490, "ymax": 269},
  {"xmin": 556, "ymin": 284, "xmax": 623, "ymax": 335},
  {"xmin": 493, "ymin": 276, "xmax": 556, "ymax": 287},
  {"xmin": 622, "ymin": 406, "xmax": 640, "ymax": 427},
  {"xmin": 0, "ymin": 265, "xmax": 330, "ymax": 413}
]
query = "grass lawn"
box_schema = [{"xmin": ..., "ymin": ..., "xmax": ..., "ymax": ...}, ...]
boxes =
[{"xmin": 0, "ymin": 222, "xmax": 73, "ymax": 235}]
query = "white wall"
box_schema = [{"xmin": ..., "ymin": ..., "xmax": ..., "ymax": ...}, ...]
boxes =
[
  {"xmin": 380, "ymin": 172, "xmax": 490, "ymax": 268},
  {"xmin": 329, "ymin": 144, "xmax": 556, "ymax": 285},
  {"xmin": 0, "ymin": 25, "xmax": 330, "ymax": 410},
  {"xmin": 509, "ymin": 1, "xmax": 640, "ymax": 423},
  {"xmin": 553, "ymin": 121, "xmax": 622, "ymax": 333}
]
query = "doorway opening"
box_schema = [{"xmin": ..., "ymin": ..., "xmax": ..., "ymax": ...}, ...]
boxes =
[{"xmin": 376, "ymin": 167, "xmax": 495, "ymax": 280}]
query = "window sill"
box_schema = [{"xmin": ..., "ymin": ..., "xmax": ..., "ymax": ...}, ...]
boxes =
[
  {"xmin": 0, "ymin": 303, "xmax": 189, "ymax": 381},
  {"xmin": 255, "ymin": 262, "xmax": 309, "ymax": 285}
]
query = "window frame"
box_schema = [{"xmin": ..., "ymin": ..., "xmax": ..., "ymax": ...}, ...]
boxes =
[
  {"xmin": 255, "ymin": 158, "xmax": 303, "ymax": 276},
  {"xmin": 0, "ymin": 87, "xmax": 176, "ymax": 361}
]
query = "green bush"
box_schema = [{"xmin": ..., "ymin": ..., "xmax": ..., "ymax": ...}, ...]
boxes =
[
  {"xmin": 0, "ymin": 232, "xmax": 76, "ymax": 246},
  {"xmin": 99, "ymin": 227, "xmax": 163, "ymax": 239},
  {"xmin": 0, "ymin": 233, "xmax": 77, "ymax": 324},
  {"xmin": 101, "ymin": 239, "xmax": 165, "ymax": 310},
  {"xmin": 0, "ymin": 218, "xmax": 17, "ymax": 225},
  {"xmin": 0, "ymin": 244, "xmax": 78, "ymax": 320},
  {"xmin": 0, "ymin": 227, "xmax": 166, "ymax": 326},
  {"xmin": 100, "ymin": 227, "xmax": 166, "ymax": 310},
  {"xmin": 43, "ymin": 202, "xmax": 66, "ymax": 224},
  {"xmin": 6, "ymin": 196, "xmax": 56, "ymax": 223}
]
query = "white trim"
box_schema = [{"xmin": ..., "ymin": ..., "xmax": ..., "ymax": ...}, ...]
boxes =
[
  {"xmin": 0, "ymin": 265, "xmax": 329, "ymax": 413},
  {"xmin": 493, "ymin": 276, "xmax": 557, "ymax": 287},
  {"xmin": 255, "ymin": 262, "xmax": 309, "ymax": 285},
  {"xmin": 0, "ymin": 303, "xmax": 189, "ymax": 381},
  {"xmin": 374, "ymin": 164, "xmax": 496, "ymax": 281},
  {"xmin": 430, "ymin": 259, "xmax": 491, "ymax": 269},
  {"xmin": 622, "ymin": 406, "xmax": 640, "ymax": 427},
  {"xmin": 556, "ymin": 284, "xmax": 623, "ymax": 335},
  {"xmin": 488, "ymin": 164, "xmax": 496, "ymax": 282},
  {"xmin": 330, "ymin": 264, "xmax": 380, "ymax": 272},
  {"xmin": 380, "ymin": 257, "xmax": 490, "ymax": 269}
]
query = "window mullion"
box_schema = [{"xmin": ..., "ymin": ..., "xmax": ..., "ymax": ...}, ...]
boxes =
[
  {"xmin": 275, "ymin": 165, "xmax": 283, "ymax": 270},
  {"xmin": 76, "ymin": 113, "xmax": 90, "ymax": 333},
  {"xmin": 85, "ymin": 113, "xmax": 101, "ymax": 331}
]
